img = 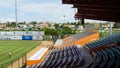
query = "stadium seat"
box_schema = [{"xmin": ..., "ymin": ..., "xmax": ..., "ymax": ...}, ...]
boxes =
[{"xmin": 28, "ymin": 32, "xmax": 120, "ymax": 68}]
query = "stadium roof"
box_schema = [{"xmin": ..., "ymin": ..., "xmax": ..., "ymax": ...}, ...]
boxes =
[{"xmin": 62, "ymin": 0, "xmax": 120, "ymax": 22}]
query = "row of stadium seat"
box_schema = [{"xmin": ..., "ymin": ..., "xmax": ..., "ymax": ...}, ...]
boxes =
[
  {"xmin": 84, "ymin": 32, "xmax": 120, "ymax": 68},
  {"xmin": 62, "ymin": 31, "xmax": 96, "ymax": 46},
  {"xmin": 72, "ymin": 32, "xmax": 95, "ymax": 41},
  {"xmin": 86, "ymin": 32, "xmax": 120, "ymax": 49},
  {"xmin": 92, "ymin": 46, "xmax": 120, "ymax": 68},
  {"xmin": 28, "ymin": 45, "xmax": 83, "ymax": 68},
  {"xmin": 28, "ymin": 32, "xmax": 120, "ymax": 68}
]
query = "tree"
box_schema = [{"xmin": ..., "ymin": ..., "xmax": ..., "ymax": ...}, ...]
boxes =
[
  {"xmin": 48, "ymin": 23, "xmax": 51, "ymax": 27},
  {"xmin": 71, "ymin": 22, "xmax": 76, "ymax": 25},
  {"xmin": 11, "ymin": 22, "xmax": 16, "ymax": 28},
  {"xmin": 30, "ymin": 21, "xmax": 37, "ymax": 29},
  {"xmin": 44, "ymin": 28, "xmax": 59, "ymax": 35},
  {"xmin": 18, "ymin": 21, "xmax": 26, "ymax": 24},
  {"xmin": 60, "ymin": 23, "xmax": 64, "ymax": 28},
  {"xmin": 61, "ymin": 27, "xmax": 73, "ymax": 34},
  {"xmin": 30, "ymin": 21, "xmax": 37, "ymax": 25},
  {"xmin": 54, "ymin": 23, "xmax": 59, "ymax": 29},
  {"xmin": 6, "ymin": 22, "xmax": 11, "ymax": 28},
  {"xmin": 67, "ymin": 22, "xmax": 70, "ymax": 25},
  {"xmin": 77, "ymin": 20, "xmax": 82, "ymax": 25},
  {"xmin": 6, "ymin": 22, "xmax": 16, "ymax": 28},
  {"xmin": 114, "ymin": 23, "xmax": 120, "ymax": 28}
]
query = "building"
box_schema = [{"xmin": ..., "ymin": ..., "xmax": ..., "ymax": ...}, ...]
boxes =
[
  {"xmin": 0, "ymin": 24, "xmax": 5, "ymax": 29},
  {"xmin": 37, "ymin": 22, "xmax": 48, "ymax": 29}
]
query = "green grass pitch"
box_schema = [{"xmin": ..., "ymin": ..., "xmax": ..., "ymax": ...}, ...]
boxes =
[{"xmin": 0, "ymin": 40, "xmax": 41, "ymax": 67}]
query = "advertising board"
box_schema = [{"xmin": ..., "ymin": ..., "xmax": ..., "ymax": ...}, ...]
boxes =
[
  {"xmin": 33, "ymin": 36, "xmax": 43, "ymax": 40},
  {"xmin": 22, "ymin": 36, "xmax": 33, "ymax": 40}
]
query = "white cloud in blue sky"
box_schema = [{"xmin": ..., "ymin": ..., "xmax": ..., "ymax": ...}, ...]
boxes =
[{"xmin": 0, "ymin": 0, "xmax": 107, "ymax": 23}]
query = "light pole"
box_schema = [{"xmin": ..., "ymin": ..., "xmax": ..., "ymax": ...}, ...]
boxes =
[
  {"xmin": 109, "ymin": 22, "xmax": 113, "ymax": 35},
  {"xmin": 15, "ymin": 0, "xmax": 18, "ymax": 29},
  {"xmin": 63, "ymin": 15, "xmax": 66, "ymax": 23}
]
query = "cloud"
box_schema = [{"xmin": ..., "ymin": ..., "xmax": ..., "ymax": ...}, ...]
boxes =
[
  {"xmin": 19, "ymin": 2, "xmax": 75, "ymax": 22},
  {"xmin": 0, "ymin": 18, "xmax": 5, "ymax": 23},
  {"xmin": 0, "ymin": 0, "xmax": 76, "ymax": 23},
  {"xmin": 0, "ymin": 0, "xmax": 30, "ymax": 8},
  {"xmin": 19, "ymin": 13, "xmax": 24, "ymax": 16},
  {"xmin": 0, "ymin": 18, "xmax": 15, "ymax": 23},
  {"xmin": 20, "ymin": 2, "xmax": 74, "ymax": 15},
  {"xmin": 6, "ymin": 18, "xmax": 15, "ymax": 22}
]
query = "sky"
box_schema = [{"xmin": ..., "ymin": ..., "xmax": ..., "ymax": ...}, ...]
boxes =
[{"xmin": 0, "ymin": 0, "xmax": 107, "ymax": 23}]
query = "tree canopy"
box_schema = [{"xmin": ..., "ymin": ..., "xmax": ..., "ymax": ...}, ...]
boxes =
[
  {"xmin": 114, "ymin": 23, "xmax": 120, "ymax": 28},
  {"xmin": 44, "ymin": 28, "xmax": 59, "ymax": 35},
  {"xmin": 6, "ymin": 22, "xmax": 16, "ymax": 28},
  {"xmin": 44, "ymin": 26, "xmax": 73, "ymax": 35},
  {"xmin": 54, "ymin": 23, "xmax": 59, "ymax": 29}
]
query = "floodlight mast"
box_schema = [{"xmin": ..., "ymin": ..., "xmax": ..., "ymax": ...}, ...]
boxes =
[
  {"xmin": 109, "ymin": 22, "xmax": 113, "ymax": 35},
  {"xmin": 63, "ymin": 15, "xmax": 66, "ymax": 23},
  {"xmin": 15, "ymin": 0, "xmax": 18, "ymax": 29}
]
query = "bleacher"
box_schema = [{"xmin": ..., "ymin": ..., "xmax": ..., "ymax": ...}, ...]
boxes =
[
  {"xmin": 93, "ymin": 46, "xmax": 120, "ymax": 68},
  {"xmin": 28, "ymin": 32, "xmax": 120, "ymax": 68},
  {"xmin": 84, "ymin": 32, "xmax": 120, "ymax": 68},
  {"xmin": 71, "ymin": 32, "xmax": 95, "ymax": 42},
  {"xmin": 85, "ymin": 33, "xmax": 120, "ymax": 50},
  {"xmin": 28, "ymin": 45, "xmax": 84, "ymax": 68},
  {"xmin": 61, "ymin": 31, "xmax": 99, "ymax": 46}
]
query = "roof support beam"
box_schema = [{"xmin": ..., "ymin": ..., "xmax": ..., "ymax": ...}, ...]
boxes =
[{"xmin": 75, "ymin": 13, "xmax": 120, "ymax": 22}]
